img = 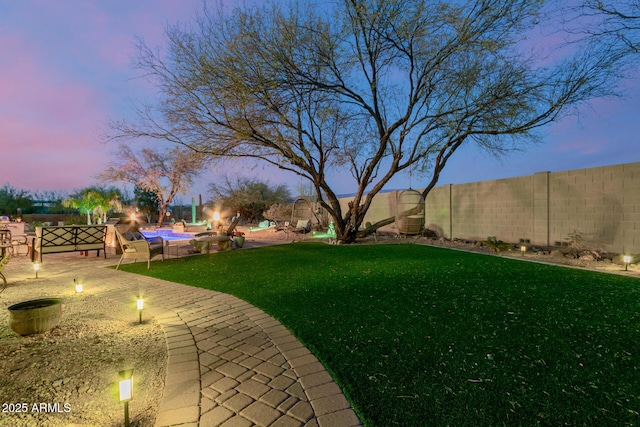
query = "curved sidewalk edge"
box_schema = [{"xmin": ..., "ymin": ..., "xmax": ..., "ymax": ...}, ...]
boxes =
[{"xmin": 102, "ymin": 270, "xmax": 362, "ymax": 427}]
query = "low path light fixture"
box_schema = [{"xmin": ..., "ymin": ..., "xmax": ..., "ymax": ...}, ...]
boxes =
[
  {"xmin": 33, "ymin": 262, "xmax": 39, "ymax": 279},
  {"xmin": 74, "ymin": 279, "xmax": 83, "ymax": 293},
  {"xmin": 624, "ymin": 255, "xmax": 632, "ymax": 271},
  {"xmin": 137, "ymin": 297, "xmax": 144, "ymax": 324},
  {"xmin": 520, "ymin": 245, "xmax": 527, "ymax": 257},
  {"xmin": 118, "ymin": 368, "xmax": 133, "ymax": 427},
  {"xmin": 213, "ymin": 211, "xmax": 221, "ymax": 230}
]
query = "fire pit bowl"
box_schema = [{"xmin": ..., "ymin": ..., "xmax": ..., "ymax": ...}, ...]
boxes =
[{"xmin": 8, "ymin": 298, "xmax": 63, "ymax": 336}]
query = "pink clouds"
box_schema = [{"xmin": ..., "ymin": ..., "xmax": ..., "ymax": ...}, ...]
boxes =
[
  {"xmin": 0, "ymin": 1, "xmax": 202, "ymax": 193},
  {"xmin": 0, "ymin": 31, "xmax": 108, "ymax": 191}
]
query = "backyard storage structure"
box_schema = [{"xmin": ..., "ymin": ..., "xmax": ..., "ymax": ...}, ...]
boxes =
[
  {"xmin": 290, "ymin": 198, "xmax": 316, "ymax": 233},
  {"xmin": 396, "ymin": 189, "xmax": 425, "ymax": 235}
]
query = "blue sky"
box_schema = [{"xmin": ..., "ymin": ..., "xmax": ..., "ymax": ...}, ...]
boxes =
[{"xmin": 1, "ymin": 1, "xmax": 639, "ymax": 201}]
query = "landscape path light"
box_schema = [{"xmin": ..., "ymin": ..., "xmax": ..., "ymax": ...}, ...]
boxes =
[
  {"xmin": 624, "ymin": 255, "xmax": 632, "ymax": 271},
  {"xmin": 213, "ymin": 211, "xmax": 221, "ymax": 230},
  {"xmin": 137, "ymin": 297, "xmax": 144, "ymax": 324},
  {"xmin": 33, "ymin": 262, "xmax": 39, "ymax": 279},
  {"xmin": 520, "ymin": 245, "xmax": 526, "ymax": 257},
  {"xmin": 74, "ymin": 278, "xmax": 83, "ymax": 293},
  {"xmin": 118, "ymin": 368, "xmax": 133, "ymax": 427}
]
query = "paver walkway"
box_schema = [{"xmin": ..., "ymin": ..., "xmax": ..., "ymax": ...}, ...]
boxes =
[{"xmin": 2, "ymin": 243, "xmax": 362, "ymax": 427}]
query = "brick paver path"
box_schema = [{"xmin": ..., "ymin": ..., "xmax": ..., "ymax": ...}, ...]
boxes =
[{"xmin": 2, "ymin": 247, "xmax": 361, "ymax": 427}]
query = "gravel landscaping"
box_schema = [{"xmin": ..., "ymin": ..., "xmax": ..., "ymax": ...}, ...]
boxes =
[{"xmin": 0, "ymin": 275, "xmax": 166, "ymax": 427}]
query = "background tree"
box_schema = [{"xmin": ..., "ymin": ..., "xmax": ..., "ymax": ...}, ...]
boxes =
[
  {"xmin": 208, "ymin": 177, "xmax": 292, "ymax": 222},
  {"xmin": 133, "ymin": 186, "xmax": 160, "ymax": 224},
  {"xmin": 31, "ymin": 190, "xmax": 74, "ymax": 214},
  {"xmin": 91, "ymin": 186, "xmax": 123, "ymax": 224},
  {"xmin": 0, "ymin": 184, "xmax": 33, "ymax": 216},
  {"xmin": 100, "ymin": 145, "xmax": 208, "ymax": 227},
  {"xmin": 111, "ymin": 0, "xmax": 633, "ymax": 242},
  {"xmin": 62, "ymin": 187, "xmax": 103, "ymax": 224}
]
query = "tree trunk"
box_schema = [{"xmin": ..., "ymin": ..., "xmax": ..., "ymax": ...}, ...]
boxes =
[
  {"xmin": 342, "ymin": 227, "xmax": 358, "ymax": 243},
  {"xmin": 156, "ymin": 207, "xmax": 165, "ymax": 228},
  {"xmin": 335, "ymin": 201, "xmax": 424, "ymax": 241},
  {"xmin": 336, "ymin": 200, "xmax": 364, "ymax": 244},
  {"xmin": 357, "ymin": 216, "xmax": 395, "ymax": 237}
]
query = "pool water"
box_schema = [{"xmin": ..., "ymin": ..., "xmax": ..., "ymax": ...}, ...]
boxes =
[{"xmin": 140, "ymin": 230, "xmax": 194, "ymax": 241}]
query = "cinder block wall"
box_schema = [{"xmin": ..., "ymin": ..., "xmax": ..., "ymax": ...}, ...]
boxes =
[
  {"xmin": 337, "ymin": 162, "xmax": 640, "ymax": 253},
  {"xmin": 546, "ymin": 164, "xmax": 637, "ymax": 252},
  {"xmin": 446, "ymin": 176, "xmax": 533, "ymax": 243}
]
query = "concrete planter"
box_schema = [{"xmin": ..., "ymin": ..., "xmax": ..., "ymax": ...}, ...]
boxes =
[{"xmin": 8, "ymin": 298, "xmax": 62, "ymax": 336}]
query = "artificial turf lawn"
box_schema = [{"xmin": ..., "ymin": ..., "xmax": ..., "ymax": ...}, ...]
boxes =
[{"xmin": 118, "ymin": 243, "xmax": 640, "ymax": 426}]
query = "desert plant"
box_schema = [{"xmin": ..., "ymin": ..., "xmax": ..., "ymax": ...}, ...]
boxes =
[
  {"xmin": 484, "ymin": 236, "xmax": 511, "ymax": 254},
  {"xmin": 565, "ymin": 229, "xmax": 588, "ymax": 258},
  {"xmin": 564, "ymin": 230, "xmax": 609, "ymax": 260}
]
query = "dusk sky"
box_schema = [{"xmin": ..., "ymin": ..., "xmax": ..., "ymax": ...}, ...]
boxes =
[{"xmin": 2, "ymin": 1, "xmax": 640, "ymax": 202}]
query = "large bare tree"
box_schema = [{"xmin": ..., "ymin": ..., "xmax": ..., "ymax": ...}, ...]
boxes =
[
  {"xmin": 110, "ymin": 0, "xmax": 632, "ymax": 242},
  {"xmin": 101, "ymin": 145, "xmax": 207, "ymax": 227}
]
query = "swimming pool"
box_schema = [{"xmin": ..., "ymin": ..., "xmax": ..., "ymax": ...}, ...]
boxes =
[{"xmin": 140, "ymin": 230, "xmax": 194, "ymax": 241}]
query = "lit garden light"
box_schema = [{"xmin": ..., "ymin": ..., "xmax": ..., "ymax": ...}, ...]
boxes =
[
  {"xmin": 33, "ymin": 262, "xmax": 40, "ymax": 279},
  {"xmin": 74, "ymin": 278, "xmax": 83, "ymax": 293},
  {"xmin": 623, "ymin": 255, "xmax": 632, "ymax": 271},
  {"xmin": 212, "ymin": 211, "xmax": 221, "ymax": 231},
  {"xmin": 520, "ymin": 245, "xmax": 527, "ymax": 257},
  {"xmin": 118, "ymin": 368, "xmax": 133, "ymax": 427},
  {"xmin": 137, "ymin": 297, "xmax": 144, "ymax": 324}
]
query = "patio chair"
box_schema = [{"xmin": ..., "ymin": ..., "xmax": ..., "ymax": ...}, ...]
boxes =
[
  {"xmin": 11, "ymin": 233, "xmax": 29, "ymax": 256},
  {"xmin": 0, "ymin": 245, "xmax": 10, "ymax": 293},
  {"xmin": 0, "ymin": 230, "xmax": 11, "ymax": 253},
  {"xmin": 290, "ymin": 219, "xmax": 311, "ymax": 234},
  {"xmin": 114, "ymin": 229, "xmax": 164, "ymax": 270}
]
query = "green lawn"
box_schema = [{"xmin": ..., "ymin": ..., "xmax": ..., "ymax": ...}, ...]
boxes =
[{"xmin": 118, "ymin": 243, "xmax": 640, "ymax": 426}]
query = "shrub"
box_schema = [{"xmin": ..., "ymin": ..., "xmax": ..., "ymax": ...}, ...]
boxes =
[
  {"xmin": 565, "ymin": 229, "xmax": 607, "ymax": 260},
  {"xmin": 64, "ymin": 215, "xmax": 88, "ymax": 225},
  {"xmin": 483, "ymin": 236, "xmax": 511, "ymax": 253}
]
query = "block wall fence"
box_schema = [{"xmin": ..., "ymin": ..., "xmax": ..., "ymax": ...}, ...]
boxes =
[{"xmin": 338, "ymin": 162, "xmax": 640, "ymax": 253}]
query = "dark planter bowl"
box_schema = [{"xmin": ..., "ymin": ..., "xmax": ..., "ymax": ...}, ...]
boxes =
[{"xmin": 8, "ymin": 298, "xmax": 63, "ymax": 336}]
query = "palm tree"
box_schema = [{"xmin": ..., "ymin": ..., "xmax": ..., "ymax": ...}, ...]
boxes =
[
  {"xmin": 92, "ymin": 187, "xmax": 123, "ymax": 224},
  {"xmin": 62, "ymin": 187, "xmax": 122, "ymax": 225},
  {"xmin": 63, "ymin": 189, "xmax": 100, "ymax": 225}
]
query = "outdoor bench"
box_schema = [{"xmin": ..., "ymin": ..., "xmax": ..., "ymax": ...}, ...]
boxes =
[{"xmin": 32, "ymin": 225, "xmax": 107, "ymax": 262}]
